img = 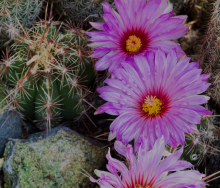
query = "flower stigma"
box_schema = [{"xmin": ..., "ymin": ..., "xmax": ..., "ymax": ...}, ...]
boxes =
[
  {"xmin": 142, "ymin": 96, "xmax": 163, "ymax": 116},
  {"xmin": 126, "ymin": 35, "xmax": 142, "ymax": 52}
]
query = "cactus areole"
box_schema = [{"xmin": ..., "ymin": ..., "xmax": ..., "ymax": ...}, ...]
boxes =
[{"xmin": 0, "ymin": 20, "xmax": 96, "ymax": 128}]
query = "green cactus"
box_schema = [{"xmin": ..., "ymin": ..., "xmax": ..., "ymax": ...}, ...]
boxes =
[
  {"xmin": 0, "ymin": 0, "xmax": 44, "ymax": 44},
  {"xmin": 180, "ymin": 115, "xmax": 218, "ymax": 165},
  {"xmin": 54, "ymin": 0, "xmax": 115, "ymax": 23},
  {"xmin": 0, "ymin": 19, "xmax": 96, "ymax": 129}
]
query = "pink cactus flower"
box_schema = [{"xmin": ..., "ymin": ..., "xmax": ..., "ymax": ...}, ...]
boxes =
[
  {"xmin": 86, "ymin": 0, "xmax": 188, "ymax": 73},
  {"xmin": 90, "ymin": 136, "xmax": 206, "ymax": 188},
  {"xmin": 96, "ymin": 49, "xmax": 212, "ymax": 151}
]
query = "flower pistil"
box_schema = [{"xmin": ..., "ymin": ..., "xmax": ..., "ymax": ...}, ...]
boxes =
[
  {"xmin": 126, "ymin": 35, "xmax": 142, "ymax": 52},
  {"xmin": 142, "ymin": 95, "xmax": 163, "ymax": 116}
]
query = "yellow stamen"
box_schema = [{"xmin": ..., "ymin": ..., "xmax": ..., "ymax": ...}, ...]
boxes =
[
  {"xmin": 126, "ymin": 35, "xmax": 142, "ymax": 52},
  {"xmin": 134, "ymin": 184, "xmax": 151, "ymax": 188},
  {"xmin": 142, "ymin": 96, "xmax": 163, "ymax": 116}
]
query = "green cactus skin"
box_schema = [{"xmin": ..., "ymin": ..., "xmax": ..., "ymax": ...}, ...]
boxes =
[
  {"xmin": 0, "ymin": 0, "xmax": 44, "ymax": 43},
  {"xmin": 180, "ymin": 116, "xmax": 217, "ymax": 165},
  {"xmin": 181, "ymin": 132, "xmax": 206, "ymax": 166},
  {"xmin": 54, "ymin": 0, "xmax": 115, "ymax": 23},
  {"xmin": 0, "ymin": 20, "xmax": 96, "ymax": 128}
]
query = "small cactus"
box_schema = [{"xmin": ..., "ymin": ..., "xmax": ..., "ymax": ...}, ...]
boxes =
[
  {"xmin": 0, "ymin": 19, "xmax": 96, "ymax": 129},
  {"xmin": 200, "ymin": 0, "xmax": 220, "ymax": 104},
  {"xmin": 54, "ymin": 0, "xmax": 115, "ymax": 23},
  {"xmin": 181, "ymin": 115, "xmax": 218, "ymax": 165},
  {"xmin": 0, "ymin": 0, "xmax": 44, "ymax": 44}
]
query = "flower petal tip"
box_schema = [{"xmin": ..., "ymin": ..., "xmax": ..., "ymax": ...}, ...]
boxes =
[
  {"xmin": 94, "ymin": 110, "xmax": 99, "ymax": 115},
  {"xmin": 108, "ymin": 132, "xmax": 116, "ymax": 141}
]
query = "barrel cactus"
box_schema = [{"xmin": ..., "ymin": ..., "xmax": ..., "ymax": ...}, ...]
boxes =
[
  {"xmin": 180, "ymin": 115, "xmax": 218, "ymax": 165},
  {"xmin": 0, "ymin": 0, "xmax": 44, "ymax": 44},
  {"xmin": 54, "ymin": 0, "xmax": 115, "ymax": 23},
  {"xmin": 0, "ymin": 19, "xmax": 96, "ymax": 129}
]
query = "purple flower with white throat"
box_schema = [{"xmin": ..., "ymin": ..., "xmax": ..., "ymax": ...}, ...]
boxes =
[
  {"xmin": 86, "ymin": 0, "xmax": 188, "ymax": 73},
  {"xmin": 90, "ymin": 136, "xmax": 206, "ymax": 188},
  {"xmin": 95, "ymin": 49, "xmax": 212, "ymax": 151}
]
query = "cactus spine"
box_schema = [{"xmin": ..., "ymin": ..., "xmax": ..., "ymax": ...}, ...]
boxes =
[
  {"xmin": 0, "ymin": 0, "xmax": 44, "ymax": 43},
  {"xmin": 0, "ymin": 19, "xmax": 96, "ymax": 128}
]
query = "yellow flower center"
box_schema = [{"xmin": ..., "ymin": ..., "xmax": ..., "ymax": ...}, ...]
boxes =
[
  {"xmin": 142, "ymin": 96, "xmax": 163, "ymax": 116},
  {"xmin": 126, "ymin": 35, "xmax": 142, "ymax": 52},
  {"xmin": 134, "ymin": 185, "xmax": 151, "ymax": 188}
]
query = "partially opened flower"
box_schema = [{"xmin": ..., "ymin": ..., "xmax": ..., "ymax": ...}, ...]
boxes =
[
  {"xmin": 95, "ymin": 49, "xmax": 212, "ymax": 151},
  {"xmin": 90, "ymin": 136, "xmax": 206, "ymax": 188},
  {"xmin": 86, "ymin": 0, "xmax": 188, "ymax": 73}
]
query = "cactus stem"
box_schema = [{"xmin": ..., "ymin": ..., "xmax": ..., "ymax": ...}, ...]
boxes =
[
  {"xmin": 0, "ymin": 89, "xmax": 24, "ymax": 115},
  {"xmin": 0, "ymin": 48, "xmax": 17, "ymax": 78},
  {"xmin": 1, "ymin": 17, "xmax": 96, "ymax": 127}
]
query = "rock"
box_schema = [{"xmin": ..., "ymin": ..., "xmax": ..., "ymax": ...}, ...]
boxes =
[
  {"xmin": 0, "ymin": 111, "xmax": 23, "ymax": 156},
  {"xmin": 3, "ymin": 126, "xmax": 107, "ymax": 188}
]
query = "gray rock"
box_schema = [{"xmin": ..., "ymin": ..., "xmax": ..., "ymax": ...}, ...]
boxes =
[
  {"xmin": 3, "ymin": 126, "xmax": 107, "ymax": 188},
  {"xmin": 0, "ymin": 111, "xmax": 22, "ymax": 156}
]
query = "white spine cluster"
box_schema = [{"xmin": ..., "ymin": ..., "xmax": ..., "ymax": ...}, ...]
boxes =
[{"xmin": 0, "ymin": 0, "xmax": 44, "ymax": 41}]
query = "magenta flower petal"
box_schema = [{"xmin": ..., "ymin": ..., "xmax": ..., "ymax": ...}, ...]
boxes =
[
  {"xmin": 90, "ymin": 137, "xmax": 206, "ymax": 188},
  {"xmin": 96, "ymin": 49, "xmax": 212, "ymax": 150},
  {"xmin": 95, "ymin": 102, "xmax": 125, "ymax": 115},
  {"xmin": 87, "ymin": 0, "xmax": 188, "ymax": 72}
]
